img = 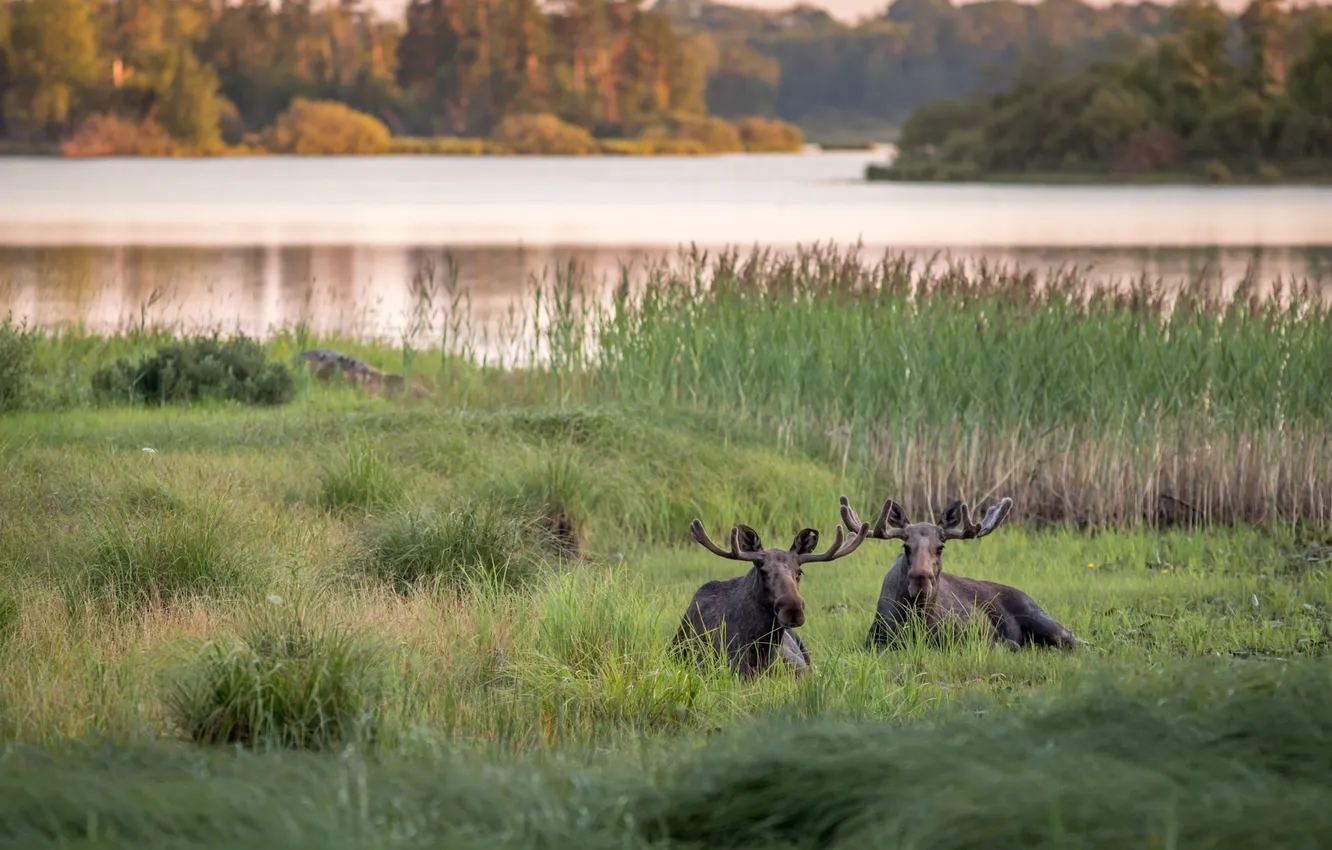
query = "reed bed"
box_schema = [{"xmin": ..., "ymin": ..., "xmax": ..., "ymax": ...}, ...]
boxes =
[{"xmin": 8, "ymin": 245, "xmax": 1332, "ymax": 529}]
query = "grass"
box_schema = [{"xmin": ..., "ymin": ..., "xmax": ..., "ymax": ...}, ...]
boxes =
[
  {"xmin": 354, "ymin": 501, "xmax": 547, "ymax": 592},
  {"xmin": 1, "ymin": 245, "xmax": 1331, "ymax": 844}
]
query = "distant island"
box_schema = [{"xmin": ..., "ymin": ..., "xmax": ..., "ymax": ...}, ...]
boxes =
[{"xmin": 867, "ymin": 1, "xmax": 1332, "ymax": 185}]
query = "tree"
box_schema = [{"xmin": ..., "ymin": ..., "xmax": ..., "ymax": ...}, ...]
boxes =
[
  {"xmin": 4, "ymin": 0, "xmax": 101, "ymax": 141},
  {"xmin": 1240, "ymin": 0, "xmax": 1290, "ymax": 99}
]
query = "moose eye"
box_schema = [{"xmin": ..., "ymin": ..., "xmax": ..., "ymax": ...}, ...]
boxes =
[
  {"xmin": 903, "ymin": 545, "xmax": 913, "ymax": 556},
  {"xmin": 796, "ymin": 569, "xmax": 804, "ymax": 580},
  {"xmin": 935, "ymin": 546, "xmax": 944, "ymax": 556}
]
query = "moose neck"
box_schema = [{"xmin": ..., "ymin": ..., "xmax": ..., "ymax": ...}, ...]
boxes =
[{"xmin": 742, "ymin": 566, "xmax": 786, "ymax": 640}]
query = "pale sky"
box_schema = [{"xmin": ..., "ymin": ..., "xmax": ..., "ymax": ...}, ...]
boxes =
[{"xmin": 369, "ymin": 0, "xmax": 1253, "ymax": 26}]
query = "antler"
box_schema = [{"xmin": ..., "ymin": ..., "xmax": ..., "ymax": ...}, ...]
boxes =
[
  {"xmin": 797, "ymin": 521, "xmax": 870, "ymax": 564},
  {"xmin": 690, "ymin": 519, "xmax": 764, "ymax": 562},
  {"xmin": 939, "ymin": 497, "xmax": 1014, "ymax": 541},
  {"xmin": 839, "ymin": 495, "xmax": 908, "ymax": 541}
]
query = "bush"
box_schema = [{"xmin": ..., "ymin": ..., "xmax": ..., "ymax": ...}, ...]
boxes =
[
  {"xmin": 69, "ymin": 507, "xmax": 256, "ymax": 616},
  {"xmin": 0, "ymin": 316, "xmax": 34, "ymax": 412},
  {"xmin": 735, "ymin": 116, "xmax": 804, "ymax": 152},
  {"xmin": 639, "ymin": 113, "xmax": 744, "ymax": 153},
  {"xmin": 356, "ymin": 503, "xmax": 546, "ymax": 593},
  {"xmin": 264, "ymin": 98, "xmax": 391, "ymax": 155},
  {"xmin": 490, "ymin": 114, "xmax": 598, "ymax": 155},
  {"xmin": 168, "ymin": 607, "xmax": 382, "ymax": 750},
  {"xmin": 61, "ymin": 113, "xmax": 176, "ymax": 157},
  {"xmin": 1257, "ymin": 162, "xmax": 1283, "ymax": 183},
  {"xmin": 91, "ymin": 334, "xmax": 295, "ymax": 406}
]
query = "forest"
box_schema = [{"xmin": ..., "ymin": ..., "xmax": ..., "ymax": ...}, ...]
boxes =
[
  {"xmin": 0, "ymin": 0, "xmax": 1326, "ymax": 155},
  {"xmin": 872, "ymin": 0, "xmax": 1332, "ymax": 181}
]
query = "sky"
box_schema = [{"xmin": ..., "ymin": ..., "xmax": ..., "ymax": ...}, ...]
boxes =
[{"xmin": 368, "ymin": 0, "xmax": 1254, "ymax": 26}]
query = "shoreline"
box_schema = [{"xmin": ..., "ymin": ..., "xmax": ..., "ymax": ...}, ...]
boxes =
[{"xmin": 865, "ymin": 163, "xmax": 1332, "ymax": 187}]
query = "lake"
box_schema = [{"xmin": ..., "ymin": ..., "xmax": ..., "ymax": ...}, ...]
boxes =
[{"xmin": 2, "ymin": 151, "xmax": 1331, "ymax": 357}]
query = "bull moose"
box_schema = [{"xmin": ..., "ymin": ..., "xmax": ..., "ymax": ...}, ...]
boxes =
[
  {"xmin": 840, "ymin": 494, "xmax": 1083, "ymax": 651},
  {"xmin": 673, "ymin": 517, "xmax": 870, "ymax": 678}
]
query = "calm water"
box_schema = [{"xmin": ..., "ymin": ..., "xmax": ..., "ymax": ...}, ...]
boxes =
[{"xmin": 2, "ymin": 152, "xmax": 1331, "ymax": 355}]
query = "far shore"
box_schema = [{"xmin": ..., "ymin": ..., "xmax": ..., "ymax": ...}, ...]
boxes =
[
  {"xmin": 0, "ymin": 140, "xmax": 894, "ymax": 160},
  {"xmin": 865, "ymin": 162, "xmax": 1332, "ymax": 188}
]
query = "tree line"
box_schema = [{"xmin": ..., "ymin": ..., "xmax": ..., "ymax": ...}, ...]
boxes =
[
  {"xmin": 0, "ymin": 0, "xmax": 721, "ymax": 151},
  {"xmin": 875, "ymin": 0, "xmax": 1332, "ymax": 181},
  {"xmin": 1, "ymin": 0, "xmax": 1326, "ymax": 154}
]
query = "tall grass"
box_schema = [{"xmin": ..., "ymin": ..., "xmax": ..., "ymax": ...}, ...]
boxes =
[
  {"xmin": 167, "ymin": 600, "xmax": 383, "ymax": 751},
  {"xmin": 12, "ymin": 245, "xmax": 1330, "ymax": 528},
  {"xmin": 565, "ymin": 248, "xmax": 1332, "ymax": 528},
  {"xmin": 3, "ymin": 660, "xmax": 1332, "ymax": 848},
  {"xmin": 354, "ymin": 502, "xmax": 547, "ymax": 592},
  {"xmin": 65, "ymin": 502, "xmax": 259, "ymax": 617}
]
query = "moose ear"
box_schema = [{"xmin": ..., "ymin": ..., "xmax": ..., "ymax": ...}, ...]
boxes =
[
  {"xmin": 883, "ymin": 500, "xmax": 909, "ymax": 529},
  {"xmin": 789, "ymin": 528, "xmax": 820, "ymax": 556},
  {"xmin": 937, "ymin": 500, "xmax": 967, "ymax": 531},
  {"xmin": 734, "ymin": 524, "xmax": 764, "ymax": 553}
]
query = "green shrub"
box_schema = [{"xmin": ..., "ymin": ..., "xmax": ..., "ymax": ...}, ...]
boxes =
[
  {"xmin": 167, "ymin": 607, "xmax": 382, "ymax": 750},
  {"xmin": 0, "ymin": 315, "xmax": 34, "ymax": 412},
  {"xmin": 356, "ymin": 502, "xmax": 546, "ymax": 593},
  {"xmin": 640, "ymin": 113, "xmax": 743, "ymax": 153},
  {"xmin": 69, "ymin": 507, "xmax": 255, "ymax": 615},
  {"xmin": 90, "ymin": 334, "xmax": 295, "ymax": 406},
  {"xmin": 736, "ymin": 116, "xmax": 805, "ymax": 152},
  {"xmin": 1257, "ymin": 162, "xmax": 1283, "ymax": 183},
  {"xmin": 264, "ymin": 98, "xmax": 391, "ymax": 155},
  {"xmin": 491, "ymin": 114, "xmax": 597, "ymax": 155}
]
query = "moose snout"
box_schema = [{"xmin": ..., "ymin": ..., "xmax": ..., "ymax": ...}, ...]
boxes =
[
  {"xmin": 775, "ymin": 597, "xmax": 806, "ymax": 628},
  {"xmin": 907, "ymin": 572, "xmax": 935, "ymax": 599}
]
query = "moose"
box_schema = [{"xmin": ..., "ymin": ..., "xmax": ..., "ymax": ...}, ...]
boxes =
[
  {"xmin": 840, "ymin": 494, "xmax": 1083, "ymax": 651},
  {"xmin": 673, "ymin": 516, "xmax": 870, "ymax": 678}
]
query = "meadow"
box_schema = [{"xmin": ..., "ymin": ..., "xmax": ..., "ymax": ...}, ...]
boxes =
[{"xmin": 1, "ymin": 246, "xmax": 1330, "ymax": 848}]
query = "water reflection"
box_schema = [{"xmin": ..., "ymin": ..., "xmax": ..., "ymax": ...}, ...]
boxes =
[{"xmin": 2, "ymin": 242, "xmax": 1330, "ymax": 357}]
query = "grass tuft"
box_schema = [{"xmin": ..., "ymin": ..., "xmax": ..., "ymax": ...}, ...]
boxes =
[
  {"xmin": 65, "ymin": 504, "xmax": 256, "ymax": 616},
  {"xmin": 355, "ymin": 502, "xmax": 547, "ymax": 593},
  {"xmin": 317, "ymin": 432, "xmax": 406, "ymax": 515},
  {"xmin": 167, "ymin": 602, "xmax": 382, "ymax": 751}
]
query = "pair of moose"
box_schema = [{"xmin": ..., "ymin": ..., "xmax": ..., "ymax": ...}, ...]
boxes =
[{"xmin": 674, "ymin": 494, "xmax": 1084, "ymax": 678}]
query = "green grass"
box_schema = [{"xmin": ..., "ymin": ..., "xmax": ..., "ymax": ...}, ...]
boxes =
[
  {"xmin": 2, "ymin": 661, "xmax": 1331, "ymax": 848},
  {"xmin": 2, "ymin": 246, "xmax": 1331, "ymax": 845}
]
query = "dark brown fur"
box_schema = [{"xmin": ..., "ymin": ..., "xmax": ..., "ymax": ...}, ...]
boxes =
[
  {"xmin": 840, "ymin": 495, "xmax": 1084, "ymax": 652},
  {"xmin": 673, "ymin": 518, "xmax": 869, "ymax": 678}
]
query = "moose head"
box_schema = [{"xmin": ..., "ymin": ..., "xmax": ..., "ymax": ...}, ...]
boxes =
[
  {"xmin": 839, "ymin": 495, "xmax": 1013, "ymax": 601},
  {"xmin": 688, "ymin": 518, "xmax": 870, "ymax": 628}
]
